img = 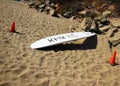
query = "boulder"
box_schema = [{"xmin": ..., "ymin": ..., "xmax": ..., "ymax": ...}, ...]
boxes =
[
  {"xmin": 94, "ymin": 11, "xmax": 111, "ymax": 25},
  {"xmin": 78, "ymin": 10, "xmax": 87, "ymax": 17},
  {"xmin": 98, "ymin": 23, "xmax": 104, "ymax": 27},
  {"xmin": 80, "ymin": 17, "xmax": 93, "ymax": 31},
  {"xmin": 100, "ymin": 11, "xmax": 111, "ymax": 25},
  {"xmin": 78, "ymin": 10, "xmax": 101, "ymax": 18},
  {"xmin": 90, "ymin": 20, "xmax": 99, "ymax": 31},
  {"xmin": 95, "ymin": 16, "xmax": 110, "ymax": 25},
  {"xmin": 107, "ymin": 28, "xmax": 115, "ymax": 37},
  {"xmin": 113, "ymin": 28, "xmax": 119, "ymax": 33},
  {"xmin": 108, "ymin": 31, "xmax": 120, "ymax": 46},
  {"xmin": 94, "ymin": 16, "xmax": 106, "ymax": 22},
  {"xmin": 99, "ymin": 25, "xmax": 110, "ymax": 32},
  {"xmin": 28, "ymin": 2, "xmax": 35, "ymax": 8},
  {"xmin": 89, "ymin": 10, "xmax": 101, "ymax": 18},
  {"xmin": 45, "ymin": 6, "xmax": 51, "ymax": 14},
  {"xmin": 48, "ymin": 7, "xmax": 55, "ymax": 16},
  {"xmin": 102, "ymin": 11, "xmax": 112, "ymax": 17},
  {"xmin": 69, "ymin": 16, "xmax": 75, "ymax": 20},
  {"xmin": 63, "ymin": 11, "xmax": 73, "ymax": 18},
  {"xmin": 38, "ymin": 4, "xmax": 46, "ymax": 9},
  {"xmin": 110, "ymin": 18, "xmax": 120, "ymax": 28},
  {"xmin": 29, "ymin": 2, "xmax": 41, "ymax": 9}
]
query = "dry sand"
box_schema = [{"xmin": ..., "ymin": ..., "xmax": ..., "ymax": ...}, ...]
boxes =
[{"xmin": 0, "ymin": 0, "xmax": 120, "ymax": 86}]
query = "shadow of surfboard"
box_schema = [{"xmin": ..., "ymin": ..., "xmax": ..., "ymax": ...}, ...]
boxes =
[{"xmin": 37, "ymin": 35, "xmax": 97, "ymax": 51}]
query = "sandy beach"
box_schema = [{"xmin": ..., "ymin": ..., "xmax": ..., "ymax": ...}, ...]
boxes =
[{"xmin": 0, "ymin": 0, "xmax": 120, "ymax": 86}]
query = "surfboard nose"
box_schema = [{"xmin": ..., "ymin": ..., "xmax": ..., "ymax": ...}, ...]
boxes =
[{"xmin": 30, "ymin": 43, "xmax": 35, "ymax": 49}]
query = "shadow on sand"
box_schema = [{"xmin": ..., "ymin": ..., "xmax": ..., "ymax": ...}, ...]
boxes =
[{"xmin": 37, "ymin": 35, "xmax": 98, "ymax": 51}]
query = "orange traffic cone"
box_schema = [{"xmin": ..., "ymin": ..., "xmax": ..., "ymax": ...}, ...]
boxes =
[
  {"xmin": 109, "ymin": 50, "xmax": 116, "ymax": 66},
  {"xmin": 10, "ymin": 21, "xmax": 16, "ymax": 32}
]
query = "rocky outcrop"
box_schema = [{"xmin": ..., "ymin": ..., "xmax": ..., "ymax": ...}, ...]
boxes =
[
  {"xmin": 27, "ymin": 1, "xmax": 61, "ymax": 17},
  {"xmin": 78, "ymin": 9, "xmax": 120, "ymax": 47},
  {"xmin": 79, "ymin": 10, "xmax": 111, "ymax": 33}
]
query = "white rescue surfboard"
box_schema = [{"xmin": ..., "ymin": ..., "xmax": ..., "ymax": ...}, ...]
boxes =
[{"xmin": 30, "ymin": 32, "xmax": 96, "ymax": 49}]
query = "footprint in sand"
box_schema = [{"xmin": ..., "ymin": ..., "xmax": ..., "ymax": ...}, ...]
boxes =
[
  {"xmin": 34, "ymin": 72, "xmax": 49, "ymax": 79},
  {"xmin": 19, "ymin": 71, "xmax": 34, "ymax": 79},
  {"xmin": 0, "ymin": 82, "xmax": 11, "ymax": 86},
  {"xmin": 0, "ymin": 60, "xmax": 3, "ymax": 65},
  {"xmin": 12, "ymin": 65, "xmax": 27, "ymax": 75}
]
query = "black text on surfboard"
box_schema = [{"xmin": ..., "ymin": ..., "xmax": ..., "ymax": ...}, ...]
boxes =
[
  {"xmin": 47, "ymin": 33, "xmax": 78, "ymax": 43},
  {"xmin": 47, "ymin": 36, "xmax": 66, "ymax": 42}
]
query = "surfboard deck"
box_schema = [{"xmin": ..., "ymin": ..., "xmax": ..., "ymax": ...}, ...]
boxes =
[{"xmin": 30, "ymin": 32, "xmax": 96, "ymax": 49}]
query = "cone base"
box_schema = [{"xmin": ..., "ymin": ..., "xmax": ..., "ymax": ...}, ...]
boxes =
[
  {"xmin": 9, "ymin": 30, "xmax": 16, "ymax": 32},
  {"xmin": 110, "ymin": 63, "xmax": 118, "ymax": 66}
]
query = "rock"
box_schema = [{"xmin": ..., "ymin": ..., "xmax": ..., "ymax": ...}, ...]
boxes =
[
  {"xmin": 48, "ymin": 8, "xmax": 55, "ymax": 16},
  {"xmin": 108, "ymin": 28, "xmax": 119, "ymax": 37},
  {"xmin": 101, "ymin": 16, "xmax": 107, "ymax": 22},
  {"xmin": 107, "ymin": 27, "xmax": 120, "ymax": 47},
  {"xmin": 108, "ymin": 32, "xmax": 120, "ymax": 46},
  {"xmin": 52, "ymin": 11, "xmax": 59, "ymax": 17},
  {"xmin": 45, "ymin": 6, "xmax": 51, "ymax": 14},
  {"xmin": 94, "ymin": 16, "xmax": 106, "ymax": 22},
  {"xmin": 110, "ymin": 18, "xmax": 120, "ymax": 28},
  {"xmin": 99, "ymin": 25, "xmax": 110, "ymax": 32},
  {"xmin": 89, "ymin": 10, "xmax": 101, "ymax": 18},
  {"xmin": 102, "ymin": 11, "xmax": 112, "ymax": 17},
  {"xmin": 57, "ymin": 13, "xmax": 63, "ymax": 18},
  {"xmin": 94, "ymin": 11, "xmax": 110, "ymax": 25},
  {"xmin": 38, "ymin": 4, "xmax": 46, "ymax": 9},
  {"xmin": 80, "ymin": 17, "xmax": 93, "ymax": 31},
  {"xmin": 50, "ymin": 3, "xmax": 59, "ymax": 9},
  {"xmin": 98, "ymin": 23, "xmax": 104, "ymax": 27},
  {"xmin": 95, "ymin": 16, "xmax": 110, "ymax": 25},
  {"xmin": 78, "ymin": 10, "xmax": 87, "ymax": 17},
  {"xmin": 28, "ymin": 2, "xmax": 35, "ymax": 8},
  {"xmin": 63, "ymin": 11, "xmax": 73, "ymax": 18},
  {"xmin": 35, "ymin": 3, "xmax": 41, "ymax": 10},
  {"xmin": 94, "ymin": 16, "xmax": 102, "ymax": 22},
  {"xmin": 113, "ymin": 28, "xmax": 119, "ymax": 33},
  {"xmin": 37, "ymin": 4, "xmax": 47, "ymax": 12},
  {"xmin": 107, "ymin": 29, "xmax": 114, "ymax": 37},
  {"xmin": 101, "ymin": 16, "xmax": 109, "ymax": 24},
  {"xmin": 78, "ymin": 10, "xmax": 101, "ymax": 18},
  {"xmin": 15, "ymin": 0, "xmax": 21, "ymax": 1},
  {"xmin": 69, "ymin": 16, "xmax": 75, "ymax": 20},
  {"xmin": 96, "ymin": 11, "xmax": 111, "ymax": 25},
  {"xmin": 90, "ymin": 20, "xmax": 99, "ymax": 31},
  {"xmin": 87, "ymin": 5, "xmax": 94, "ymax": 9},
  {"xmin": 29, "ymin": 2, "xmax": 41, "ymax": 10},
  {"xmin": 90, "ymin": 20, "xmax": 103, "ymax": 34}
]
